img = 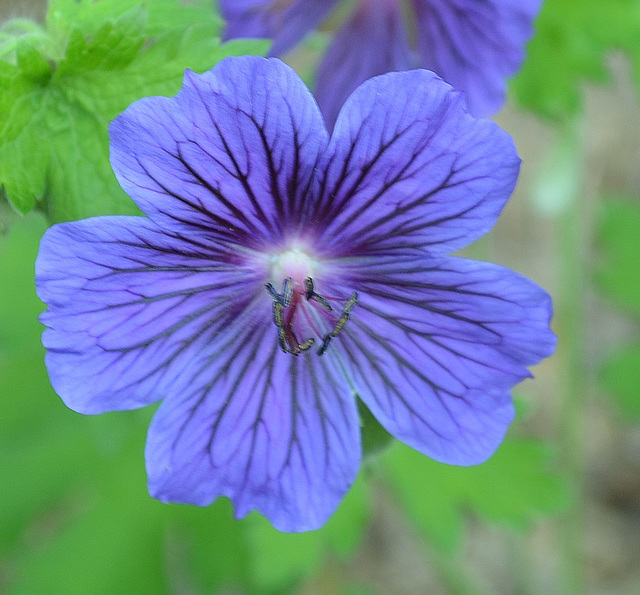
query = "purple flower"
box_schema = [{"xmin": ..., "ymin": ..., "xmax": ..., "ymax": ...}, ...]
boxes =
[
  {"xmin": 36, "ymin": 57, "xmax": 555, "ymax": 532},
  {"xmin": 221, "ymin": 0, "xmax": 542, "ymax": 127}
]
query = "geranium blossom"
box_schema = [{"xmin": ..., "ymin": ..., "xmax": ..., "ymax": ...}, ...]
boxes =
[
  {"xmin": 221, "ymin": 0, "xmax": 542, "ymax": 127},
  {"xmin": 36, "ymin": 57, "xmax": 555, "ymax": 532}
]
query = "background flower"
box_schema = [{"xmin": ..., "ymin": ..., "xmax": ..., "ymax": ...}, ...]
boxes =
[
  {"xmin": 36, "ymin": 56, "xmax": 554, "ymax": 532},
  {"xmin": 221, "ymin": 0, "xmax": 543, "ymax": 127}
]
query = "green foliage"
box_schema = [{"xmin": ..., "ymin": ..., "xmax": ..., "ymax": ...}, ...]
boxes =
[
  {"xmin": 358, "ymin": 398, "xmax": 394, "ymax": 461},
  {"xmin": 382, "ymin": 437, "xmax": 566, "ymax": 553},
  {"xmin": 244, "ymin": 478, "xmax": 369, "ymax": 591},
  {"xmin": 595, "ymin": 198, "xmax": 640, "ymax": 316},
  {"xmin": 0, "ymin": 0, "xmax": 268, "ymax": 222},
  {"xmin": 512, "ymin": 0, "xmax": 640, "ymax": 119},
  {"xmin": 595, "ymin": 197, "xmax": 640, "ymax": 421},
  {"xmin": 599, "ymin": 345, "xmax": 640, "ymax": 421}
]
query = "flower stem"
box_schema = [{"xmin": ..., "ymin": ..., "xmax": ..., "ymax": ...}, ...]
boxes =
[{"xmin": 554, "ymin": 115, "xmax": 587, "ymax": 594}]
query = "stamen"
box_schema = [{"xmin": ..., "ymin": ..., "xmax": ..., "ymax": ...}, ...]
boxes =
[
  {"xmin": 269, "ymin": 285, "xmax": 315, "ymax": 356},
  {"xmin": 304, "ymin": 277, "xmax": 314, "ymax": 299},
  {"xmin": 272, "ymin": 302, "xmax": 288, "ymax": 353},
  {"xmin": 272, "ymin": 300, "xmax": 284, "ymax": 327},
  {"xmin": 282, "ymin": 278, "xmax": 293, "ymax": 306},
  {"xmin": 317, "ymin": 334, "xmax": 332, "ymax": 356},
  {"xmin": 265, "ymin": 277, "xmax": 294, "ymax": 306},
  {"xmin": 266, "ymin": 279, "xmax": 358, "ymax": 356},
  {"xmin": 297, "ymin": 338, "xmax": 315, "ymax": 352},
  {"xmin": 329, "ymin": 292, "xmax": 359, "ymax": 337},
  {"xmin": 304, "ymin": 276, "xmax": 332, "ymax": 311},
  {"xmin": 265, "ymin": 282, "xmax": 280, "ymax": 302}
]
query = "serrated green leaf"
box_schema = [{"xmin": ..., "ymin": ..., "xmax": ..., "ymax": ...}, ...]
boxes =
[
  {"xmin": 47, "ymin": 0, "xmax": 222, "ymax": 38},
  {"xmin": 69, "ymin": 38, "xmax": 270, "ymax": 121},
  {"xmin": 16, "ymin": 39, "xmax": 52, "ymax": 84},
  {"xmin": 42, "ymin": 95, "xmax": 139, "ymax": 220},
  {"xmin": 0, "ymin": 81, "xmax": 50, "ymax": 214},
  {"xmin": 512, "ymin": 0, "xmax": 640, "ymax": 119},
  {"xmin": 1, "ymin": 0, "xmax": 267, "ymax": 221},
  {"xmin": 383, "ymin": 438, "xmax": 566, "ymax": 553},
  {"xmin": 55, "ymin": 8, "xmax": 146, "ymax": 78},
  {"xmin": 594, "ymin": 198, "xmax": 640, "ymax": 316},
  {"xmin": 599, "ymin": 344, "xmax": 640, "ymax": 421}
]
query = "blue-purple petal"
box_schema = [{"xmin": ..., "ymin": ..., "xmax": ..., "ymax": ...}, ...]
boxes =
[
  {"xmin": 109, "ymin": 57, "xmax": 328, "ymax": 249},
  {"xmin": 145, "ymin": 334, "xmax": 360, "ymax": 532},
  {"xmin": 410, "ymin": 0, "xmax": 542, "ymax": 117},
  {"xmin": 36, "ymin": 216, "xmax": 267, "ymax": 414},
  {"xmin": 312, "ymin": 69, "xmax": 520, "ymax": 257},
  {"xmin": 315, "ymin": 0, "xmax": 414, "ymax": 130},
  {"xmin": 333, "ymin": 255, "xmax": 555, "ymax": 465},
  {"xmin": 220, "ymin": 0, "xmax": 340, "ymax": 56}
]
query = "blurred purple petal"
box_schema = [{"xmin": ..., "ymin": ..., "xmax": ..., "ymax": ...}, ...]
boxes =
[
  {"xmin": 336, "ymin": 255, "xmax": 555, "ymax": 464},
  {"xmin": 314, "ymin": 69, "xmax": 520, "ymax": 256},
  {"xmin": 220, "ymin": 0, "xmax": 340, "ymax": 56},
  {"xmin": 36, "ymin": 216, "xmax": 266, "ymax": 414},
  {"xmin": 109, "ymin": 57, "xmax": 328, "ymax": 249},
  {"xmin": 410, "ymin": 0, "xmax": 542, "ymax": 116},
  {"xmin": 146, "ymin": 337, "xmax": 360, "ymax": 532},
  {"xmin": 222, "ymin": 0, "xmax": 542, "ymax": 120},
  {"xmin": 315, "ymin": 0, "xmax": 413, "ymax": 130}
]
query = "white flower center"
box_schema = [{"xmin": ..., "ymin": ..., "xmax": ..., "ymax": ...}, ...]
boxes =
[{"xmin": 269, "ymin": 248, "xmax": 317, "ymax": 287}]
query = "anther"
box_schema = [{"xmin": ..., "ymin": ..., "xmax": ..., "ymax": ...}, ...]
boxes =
[
  {"xmin": 266, "ymin": 282, "xmax": 280, "ymax": 302},
  {"xmin": 328, "ymin": 292, "xmax": 358, "ymax": 337},
  {"xmin": 304, "ymin": 277, "xmax": 314, "ymax": 300},
  {"xmin": 317, "ymin": 334, "xmax": 332, "ymax": 356},
  {"xmin": 297, "ymin": 338, "xmax": 315, "ymax": 352},
  {"xmin": 304, "ymin": 276, "xmax": 332, "ymax": 311},
  {"xmin": 266, "ymin": 279, "xmax": 357, "ymax": 357},
  {"xmin": 270, "ymin": 290, "xmax": 314, "ymax": 356},
  {"xmin": 282, "ymin": 278, "xmax": 293, "ymax": 306},
  {"xmin": 271, "ymin": 301, "xmax": 288, "ymax": 353},
  {"xmin": 266, "ymin": 277, "xmax": 293, "ymax": 306},
  {"xmin": 272, "ymin": 301, "xmax": 284, "ymax": 327}
]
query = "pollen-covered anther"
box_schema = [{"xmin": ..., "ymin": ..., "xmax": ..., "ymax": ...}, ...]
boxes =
[
  {"xmin": 266, "ymin": 277, "xmax": 293, "ymax": 306},
  {"xmin": 304, "ymin": 277, "xmax": 332, "ymax": 312},
  {"xmin": 271, "ymin": 298, "xmax": 315, "ymax": 355},
  {"xmin": 266, "ymin": 278, "xmax": 358, "ymax": 356}
]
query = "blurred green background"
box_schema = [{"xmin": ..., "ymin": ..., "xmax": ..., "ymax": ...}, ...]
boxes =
[{"xmin": 1, "ymin": 1, "xmax": 640, "ymax": 593}]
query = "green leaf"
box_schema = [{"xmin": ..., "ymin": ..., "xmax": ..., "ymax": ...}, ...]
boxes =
[
  {"xmin": 1, "ymin": 0, "xmax": 267, "ymax": 221},
  {"xmin": 0, "ymin": 64, "xmax": 49, "ymax": 214},
  {"xmin": 55, "ymin": 8, "xmax": 146, "ymax": 78},
  {"xmin": 599, "ymin": 344, "xmax": 640, "ymax": 421},
  {"xmin": 383, "ymin": 438, "xmax": 567, "ymax": 553},
  {"xmin": 512, "ymin": 0, "xmax": 640, "ymax": 119},
  {"xmin": 16, "ymin": 39, "xmax": 52, "ymax": 84},
  {"xmin": 244, "ymin": 477, "xmax": 369, "ymax": 591},
  {"xmin": 47, "ymin": 0, "xmax": 222, "ymax": 39},
  {"xmin": 594, "ymin": 198, "xmax": 640, "ymax": 316},
  {"xmin": 69, "ymin": 38, "xmax": 270, "ymax": 122},
  {"xmin": 42, "ymin": 93, "xmax": 139, "ymax": 220}
]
